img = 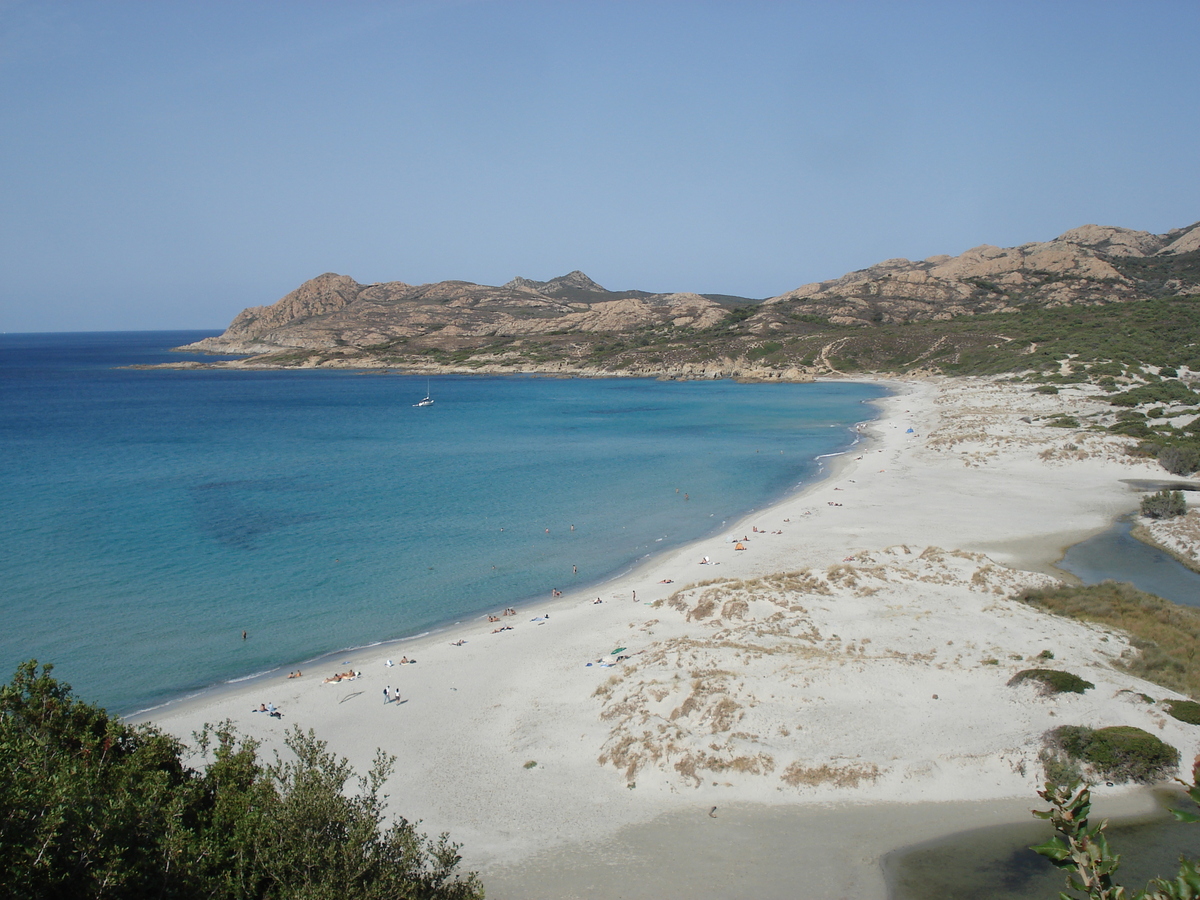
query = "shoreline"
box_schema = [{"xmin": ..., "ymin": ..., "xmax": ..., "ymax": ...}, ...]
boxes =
[
  {"xmin": 1132, "ymin": 519, "xmax": 1200, "ymax": 576},
  {"xmin": 142, "ymin": 374, "xmax": 1200, "ymax": 899},
  {"xmin": 128, "ymin": 387, "xmax": 887, "ymax": 722}
]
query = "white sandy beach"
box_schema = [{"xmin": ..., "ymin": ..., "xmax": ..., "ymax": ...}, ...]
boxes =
[{"xmin": 141, "ymin": 375, "xmax": 1200, "ymax": 899}]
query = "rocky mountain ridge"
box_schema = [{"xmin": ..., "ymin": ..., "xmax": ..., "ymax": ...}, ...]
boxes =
[
  {"xmin": 763, "ymin": 222, "xmax": 1200, "ymax": 327},
  {"xmin": 176, "ymin": 220, "xmax": 1200, "ymax": 377}
]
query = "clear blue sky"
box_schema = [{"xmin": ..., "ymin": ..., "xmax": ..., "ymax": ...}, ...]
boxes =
[{"xmin": 3, "ymin": 1, "xmax": 1198, "ymax": 332}]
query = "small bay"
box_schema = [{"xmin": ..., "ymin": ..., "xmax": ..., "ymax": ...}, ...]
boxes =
[{"xmin": 0, "ymin": 331, "xmax": 885, "ymax": 714}]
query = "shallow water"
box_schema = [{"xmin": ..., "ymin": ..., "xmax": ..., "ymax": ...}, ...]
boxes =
[
  {"xmin": 1058, "ymin": 517, "xmax": 1200, "ymax": 608},
  {"xmin": 0, "ymin": 331, "xmax": 886, "ymax": 714},
  {"xmin": 886, "ymin": 794, "xmax": 1198, "ymax": 900}
]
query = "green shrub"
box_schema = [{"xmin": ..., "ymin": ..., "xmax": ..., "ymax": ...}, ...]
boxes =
[
  {"xmin": 1110, "ymin": 380, "xmax": 1199, "ymax": 408},
  {"xmin": 1039, "ymin": 747, "xmax": 1082, "ymax": 787},
  {"xmin": 0, "ymin": 661, "xmax": 484, "ymax": 900},
  {"xmin": 746, "ymin": 341, "xmax": 783, "ymax": 361},
  {"xmin": 1140, "ymin": 489, "xmax": 1187, "ymax": 519},
  {"xmin": 1159, "ymin": 445, "xmax": 1200, "ymax": 476},
  {"xmin": 1165, "ymin": 699, "xmax": 1200, "ymax": 725},
  {"xmin": 1109, "ymin": 420, "xmax": 1154, "ymax": 438},
  {"xmin": 1036, "ymin": 384, "xmax": 1060, "ymax": 394},
  {"xmin": 1048, "ymin": 724, "xmax": 1179, "ymax": 783},
  {"xmin": 1008, "ymin": 668, "xmax": 1094, "ymax": 694}
]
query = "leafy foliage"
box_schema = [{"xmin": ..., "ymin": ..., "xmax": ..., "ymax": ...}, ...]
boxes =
[
  {"xmin": 0, "ymin": 661, "xmax": 483, "ymax": 900},
  {"xmin": 1032, "ymin": 762, "xmax": 1200, "ymax": 899},
  {"xmin": 1008, "ymin": 668, "xmax": 1095, "ymax": 694},
  {"xmin": 1141, "ymin": 490, "xmax": 1188, "ymax": 519}
]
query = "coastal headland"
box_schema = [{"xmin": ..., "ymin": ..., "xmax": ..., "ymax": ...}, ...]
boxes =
[{"xmin": 142, "ymin": 374, "xmax": 1200, "ymax": 899}]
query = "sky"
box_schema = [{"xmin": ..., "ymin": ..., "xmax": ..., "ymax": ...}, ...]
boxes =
[{"xmin": 2, "ymin": 1, "xmax": 1199, "ymax": 333}]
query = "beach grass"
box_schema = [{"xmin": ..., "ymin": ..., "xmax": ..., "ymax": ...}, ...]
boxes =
[{"xmin": 1016, "ymin": 582, "xmax": 1200, "ymax": 699}]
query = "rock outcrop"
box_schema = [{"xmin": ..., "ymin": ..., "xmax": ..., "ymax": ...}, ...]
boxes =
[
  {"xmin": 764, "ymin": 221, "xmax": 1200, "ymax": 326},
  {"xmin": 182, "ymin": 271, "xmax": 730, "ymax": 356}
]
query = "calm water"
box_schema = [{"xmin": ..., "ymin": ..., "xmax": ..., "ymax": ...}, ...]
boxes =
[
  {"xmin": 1059, "ymin": 516, "xmax": 1200, "ymax": 607},
  {"xmin": 886, "ymin": 795, "xmax": 1198, "ymax": 900},
  {"xmin": 0, "ymin": 331, "xmax": 886, "ymax": 714}
]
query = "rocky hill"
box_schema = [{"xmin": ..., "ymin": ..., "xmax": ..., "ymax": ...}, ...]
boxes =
[
  {"xmin": 761, "ymin": 222, "xmax": 1200, "ymax": 327},
  {"xmin": 182, "ymin": 271, "xmax": 736, "ymax": 356},
  {"xmin": 173, "ymin": 220, "xmax": 1200, "ymax": 378}
]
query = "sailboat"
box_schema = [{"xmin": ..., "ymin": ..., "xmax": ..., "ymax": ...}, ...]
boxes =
[{"xmin": 414, "ymin": 379, "xmax": 434, "ymax": 407}]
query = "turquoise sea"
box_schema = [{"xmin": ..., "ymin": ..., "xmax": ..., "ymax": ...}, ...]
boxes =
[{"xmin": 0, "ymin": 332, "xmax": 886, "ymax": 715}]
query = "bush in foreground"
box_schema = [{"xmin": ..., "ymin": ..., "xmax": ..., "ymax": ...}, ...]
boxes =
[
  {"xmin": 0, "ymin": 660, "xmax": 483, "ymax": 900},
  {"xmin": 1033, "ymin": 766, "xmax": 1200, "ymax": 899}
]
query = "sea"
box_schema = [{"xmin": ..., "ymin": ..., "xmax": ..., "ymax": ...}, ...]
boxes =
[{"xmin": 0, "ymin": 331, "xmax": 887, "ymax": 716}]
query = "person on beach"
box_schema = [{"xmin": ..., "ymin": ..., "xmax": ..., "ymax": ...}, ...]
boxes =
[{"xmin": 383, "ymin": 686, "xmax": 390, "ymax": 704}]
